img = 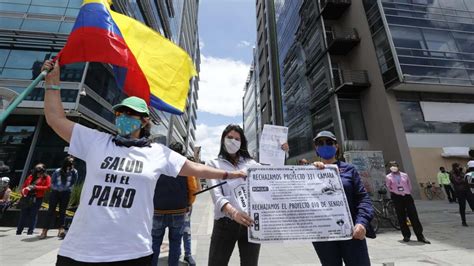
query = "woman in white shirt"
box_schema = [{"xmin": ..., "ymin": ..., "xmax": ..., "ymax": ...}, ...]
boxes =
[
  {"xmin": 207, "ymin": 124, "xmax": 288, "ymax": 266},
  {"xmin": 42, "ymin": 60, "xmax": 245, "ymax": 266}
]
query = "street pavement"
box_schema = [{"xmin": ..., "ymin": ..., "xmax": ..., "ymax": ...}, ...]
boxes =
[{"xmin": 1, "ymin": 193, "xmax": 473, "ymax": 265}]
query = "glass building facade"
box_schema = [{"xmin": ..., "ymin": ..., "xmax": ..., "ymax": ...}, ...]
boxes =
[
  {"xmin": 364, "ymin": 0, "xmax": 474, "ymax": 135},
  {"xmin": 243, "ymin": 62, "xmax": 259, "ymax": 158},
  {"xmin": 272, "ymin": 0, "xmax": 339, "ymax": 160},
  {"xmin": 0, "ymin": 0, "xmax": 200, "ymax": 187}
]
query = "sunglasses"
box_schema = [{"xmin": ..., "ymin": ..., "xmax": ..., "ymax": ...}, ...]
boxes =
[{"xmin": 315, "ymin": 139, "xmax": 336, "ymax": 146}]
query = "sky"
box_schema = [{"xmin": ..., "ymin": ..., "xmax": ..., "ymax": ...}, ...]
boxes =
[{"xmin": 195, "ymin": 0, "xmax": 256, "ymax": 162}]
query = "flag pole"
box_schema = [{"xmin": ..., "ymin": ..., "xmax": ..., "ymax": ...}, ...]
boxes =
[{"xmin": 0, "ymin": 70, "xmax": 48, "ymax": 126}]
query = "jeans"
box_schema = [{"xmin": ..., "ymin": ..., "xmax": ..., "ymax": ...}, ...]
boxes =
[
  {"xmin": 45, "ymin": 190, "xmax": 71, "ymax": 229},
  {"xmin": 151, "ymin": 213, "xmax": 186, "ymax": 266},
  {"xmin": 17, "ymin": 197, "xmax": 43, "ymax": 234},
  {"xmin": 313, "ymin": 239, "xmax": 371, "ymax": 266},
  {"xmin": 183, "ymin": 210, "xmax": 192, "ymax": 257},
  {"xmin": 391, "ymin": 193, "xmax": 424, "ymax": 240},
  {"xmin": 208, "ymin": 217, "xmax": 260, "ymax": 266}
]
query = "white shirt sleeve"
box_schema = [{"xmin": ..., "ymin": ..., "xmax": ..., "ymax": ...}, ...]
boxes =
[
  {"xmin": 69, "ymin": 124, "xmax": 111, "ymax": 160},
  {"xmin": 160, "ymin": 146, "xmax": 187, "ymax": 178},
  {"xmin": 206, "ymin": 159, "xmax": 230, "ymax": 212}
]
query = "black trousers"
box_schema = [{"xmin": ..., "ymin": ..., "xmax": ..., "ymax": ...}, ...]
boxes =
[
  {"xmin": 391, "ymin": 193, "xmax": 425, "ymax": 240},
  {"xmin": 313, "ymin": 239, "xmax": 370, "ymax": 266},
  {"xmin": 456, "ymin": 189, "xmax": 474, "ymax": 223},
  {"xmin": 208, "ymin": 217, "xmax": 260, "ymax": 266},
  {"xmin": 56, "ymin": 255, "xmax": 152, "ymax": 266},
  {"xmin": 45, "ymin": 190, "xmax": 71, "ymax": 229},
  {"xmin": 442, "ymin": 185, "xmax": 456, "ymax": 202}
]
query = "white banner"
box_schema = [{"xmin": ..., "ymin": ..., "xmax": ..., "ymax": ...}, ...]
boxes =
[
  {"xmin": 247, "ymin": 165, "xmax": 353, "ymax": 243},
  {"xmin": 259, "ymin": 125, "xmax": 288, "ymax": 166}
]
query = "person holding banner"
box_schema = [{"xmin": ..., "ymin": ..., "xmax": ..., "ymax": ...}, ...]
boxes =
[
  {"xmin": 311, "ymin": 131, "xmax": 373, "ymax": 266},
  {"xmin": 206, "ymin": 124, "xmax": 288, "ymax": 266},
  {"xmin": 42, "ymin": 60, "xmax": 246, "ymax": 266}
]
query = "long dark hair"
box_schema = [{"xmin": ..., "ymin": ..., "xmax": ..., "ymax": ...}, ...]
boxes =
[
  {"xmin": 218, "ymin": 124, "xmax": 252, "ymax": 165},
  {"xmin": 60, "ymin": 156, "xmax": 74, "ymax": 182},
  {"xmin": 31, "ymin": 163, "xmax": 46, "ymax": 183}
]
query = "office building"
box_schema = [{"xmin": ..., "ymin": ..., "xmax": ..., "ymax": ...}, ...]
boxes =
[
  {"xmin": 255, "ymin": 0, "xmax": 284, "ymax": 128},
  {"xmin": 262, "ymin": 0, "xmax": 474, "ymax": 197},
  {"xmin": 0, "ymin": 0, "xmax": 200, "ymax": 187},
  {"xmin": 243, "ymin": 53, "xmax": 259, "ymax": 158}
]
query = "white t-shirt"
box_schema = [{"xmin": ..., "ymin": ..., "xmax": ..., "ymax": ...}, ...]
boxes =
[{"xmin": 58, "ymin": 124, "xmax": 186, "ymax": 262}]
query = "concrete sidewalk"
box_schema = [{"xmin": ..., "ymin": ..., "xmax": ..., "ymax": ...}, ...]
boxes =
[{"xmin": 1, "ymin": 194, "xmax": 473, "ymax": 265}]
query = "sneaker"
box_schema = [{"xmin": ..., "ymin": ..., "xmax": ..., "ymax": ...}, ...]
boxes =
[
  {"xmin": 417, "ymin": 238, "xmax": 431, "ymax": 244},
  {"xmin": 462, "ymin": 222, "xmax": 468, "ymax": 227},
  {"xmin": 184, "ymin": 255, "xmax": 196, "ymax": 266}
]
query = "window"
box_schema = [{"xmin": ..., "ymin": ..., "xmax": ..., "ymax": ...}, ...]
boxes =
[
  {"xmin": 28, "ymin": 5, "xmax": 65, "ymax": 16},
  {"xmin": 0, "ymin": 17, "xmax": 23, "ymax": 30},
  {"xmin": 390, "ymin": 26, "xmax": 426, "ymax": 50},
  {"xmin": 339, "ymin": 99, "xmax": 368, "ymax": 140},
  {"xmin": 21, "ymin": 19, "xmax": 61, "ymax": 32},
  {"xmin": 1, "ymin": 50, "xmax": 52, "ymax": 80},
  {"xmin": 398, "ymin": 101, "xmax": 474, "ymax": 134}
]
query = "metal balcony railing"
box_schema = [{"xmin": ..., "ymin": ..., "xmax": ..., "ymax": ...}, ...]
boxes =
[
  {"xmin": 325, "ymin": 27, "xmax": 360, "ymax": 55},
  {"xmin": 332, "ymin": 69, "xmax": 370, "ymax": 92},
  {"xmin": 320, "ymin": 0, "xmax": 351, "ymax": 19}
]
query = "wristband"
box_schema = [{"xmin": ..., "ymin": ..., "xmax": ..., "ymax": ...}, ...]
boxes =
[
  {"xmin": 223, "ymin": 171, "xmax": 229, "ymax": 180},
  {"xmin": 45, "ymin": 84, "xmax": 61, "ymax": 90}
]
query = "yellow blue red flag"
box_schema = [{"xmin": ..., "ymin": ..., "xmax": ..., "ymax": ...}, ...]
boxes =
[{"xmin": 58, "ymin": 0, "xmax": 197, "ymax": 114}]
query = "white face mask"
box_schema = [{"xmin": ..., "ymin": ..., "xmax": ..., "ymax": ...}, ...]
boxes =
[
  {"xmin": 390, "ymin": 166, "xmax": 399, "ymax": 173},
  {"xmin": 224, "ymin": 138, "xmax": 241, "ymax": 154}
]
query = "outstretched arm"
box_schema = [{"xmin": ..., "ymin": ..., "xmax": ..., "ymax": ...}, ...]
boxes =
[
  {"xmin": 178, "ymin": 160, "xmax": 245, "ymax": 179},
  {"xmin": 43, "ymin": 60, "xmax": 75, "ymax": 143}
]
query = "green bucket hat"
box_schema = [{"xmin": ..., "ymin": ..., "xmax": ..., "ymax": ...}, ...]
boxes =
[{"xmin": 112, "ymin": 96, "xmax": 150, "ymax": 116}]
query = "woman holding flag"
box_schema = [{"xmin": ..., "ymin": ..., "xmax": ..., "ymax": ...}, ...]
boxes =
[{"xmin": 42, "ymin": 60, "xmax": 245, "ymax": 265}]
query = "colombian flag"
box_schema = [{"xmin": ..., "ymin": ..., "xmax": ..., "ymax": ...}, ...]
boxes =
[{"xmin": 59, "ymin": 0, "xmax": 197, "ymax": 114}]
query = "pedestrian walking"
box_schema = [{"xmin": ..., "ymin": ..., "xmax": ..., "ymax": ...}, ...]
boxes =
[
  {"xmin": 206, "ymin": 124, "xmax": 288, "ymax": 266},
  {"xmin": 42, "ymin": 60, "xmax": 245, "ymax": 266},
  {"xmin": 16, "ymin": 164, "xmax": 51, "ymax": 235},
  {"xmin": 438, "ymin": 166, "xmax": 456, "ymax": 203},
  {"xmin": 386, "ymin": 161, "xmax": 430, "ymax": 244},
  {"xmin": 39, "ymin": 156, "xmax": 78, "ymax": 240},
  {"xmin": 311, "ymin": 131, "xmax": 374, "ymax": 266},
  {"xmin": 151, "ymin": 142, "xmax": 194, "ymax": 266},
  {"xmin": 450, "ymin": 163, "xmax": 474, "ymax": 227}
]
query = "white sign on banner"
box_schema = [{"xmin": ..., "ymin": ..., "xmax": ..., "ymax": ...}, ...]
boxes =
[
  {"xmin": 259, "ymin": 125, "xmax": 288, "ymax": 166},
  {"xmin": 247, "ymin": 165, "xmax": 353, "ymax": 243}
]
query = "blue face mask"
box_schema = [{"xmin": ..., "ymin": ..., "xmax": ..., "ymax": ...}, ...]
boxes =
[
  {"xmin": 316, "ymin": 145, "xmax": 337, "ymax": 160},
  {"xmin": 115, "ymin": 114, "xmax": 142, "ymax": 136}
]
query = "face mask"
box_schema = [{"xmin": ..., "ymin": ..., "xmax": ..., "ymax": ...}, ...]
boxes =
[
  {"xmin": 316, "ymin": 145, "xmax": 337, "ymax": 160},
  {"xmin": 390, "ymin": 166, "xmax": 399, "ymax": 173},
  {"xmin": 224, "ymin": 138, "xmax": 241, "ymax": 154},
  {"xmin": 115, "ymin": 114, "xmax": 142, "ymax": 137}
]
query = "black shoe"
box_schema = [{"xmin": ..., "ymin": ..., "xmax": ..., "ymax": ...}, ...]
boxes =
[
  {"xmin": 418, "ymin": 238, "xmax": 431, "ymax": 244},
  {"xmin": 184, "ymin": 255, "xmax": 196, "ymax": 266},
  {"xmin": 462, "ymin": 222, "xmax": 468, "ymax": 227},
  {"xmin": 403, "ymin": 237, "xmax": 410, "ymax": 242},
  {"xmin": 27, "ymin": 231, "xmax": 33, "ymax": 235},
  {"xmin": 16, "ymin": 231, "xmax": 21, "ymax": 235}
]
